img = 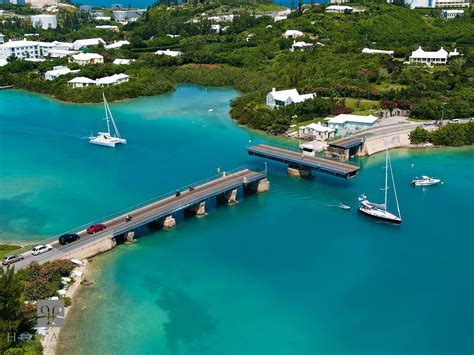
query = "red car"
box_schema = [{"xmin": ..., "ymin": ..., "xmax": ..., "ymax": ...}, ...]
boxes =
[{"xmin": 87, "ymin": 224, "xmax": 107, "ymax": 234}]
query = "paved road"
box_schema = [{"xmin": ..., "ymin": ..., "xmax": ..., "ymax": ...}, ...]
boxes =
[
  {"xmin": 5, "ymin": 169, "xmax": 265, "ymax": 270},
  {"xmin": 248, "ymin": 144, "xmax": 359, "ymax": 177}
]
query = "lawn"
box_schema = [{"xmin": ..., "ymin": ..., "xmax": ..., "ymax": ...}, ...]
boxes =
[{"xmin": 0, "ymin": 244, "xmax": 21, "ymax": 258}]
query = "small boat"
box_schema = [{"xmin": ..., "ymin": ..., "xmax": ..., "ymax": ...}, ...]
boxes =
[
  {"xmin": 339, "ymin": 203, "xmax": 351, "ymax": 210},
  {"xmin": 208, "ymin": 108, "xmax": 214, "ymax": 113},
  {"xmin": 411, "ymin": 176, "xmax": 441, "ymax": 186},
  {"xmin": 89, "ymin": 93, "xmax": 126, "ymax": 148},
  {"xmin": 359, "ymin": 149, "xmax": 402, "ymax": 224}
]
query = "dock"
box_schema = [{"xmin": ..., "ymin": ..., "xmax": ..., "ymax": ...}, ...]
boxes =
[
  {"xmin": 247, "ymin": 144, "xmax": 359, "ymax": 179},
  {"xmin": 10, "ymin": 168, "xmax": 269, "ymax": 270}
]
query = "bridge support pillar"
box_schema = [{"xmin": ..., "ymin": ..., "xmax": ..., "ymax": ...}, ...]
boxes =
[
  {"xmin": 125, "ymin": 231, "xmax": 136, "ymax": 244},
  {"xmin": 257, "ymin": 178, "xmax": 270, "ymax": 193},
  {"xmin": 288, "ymin": 166, "xmax": 311, "ymax": 177},
  {"xmin": 163, "ymin": 216, "xmax": 176, "ymax": 230},
  {"xmin": 195, "ymin": 201, "xmax": 206, "ymax": 216}
]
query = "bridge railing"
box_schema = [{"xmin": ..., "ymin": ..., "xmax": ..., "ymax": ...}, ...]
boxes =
[{"xmin": 12, "ymin": 165, "xmax": 266, "ymax": 257}]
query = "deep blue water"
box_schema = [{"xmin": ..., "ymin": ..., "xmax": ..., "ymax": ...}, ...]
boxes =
[{"xmin": 1, "ymin": 86, "xmax": 473, "ymax": 354}]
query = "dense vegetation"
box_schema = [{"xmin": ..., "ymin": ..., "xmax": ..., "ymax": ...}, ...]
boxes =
[
  {"xmin": 0, "ymin": 260, "xmax": 75, "ymax": 354},
  {"xmin": 409, "ymin": 122, "xmax": 474, "ymax": 146},
  {"xmin": 0, "ymin": 1, "xmax": 473, "ymax": 134}
]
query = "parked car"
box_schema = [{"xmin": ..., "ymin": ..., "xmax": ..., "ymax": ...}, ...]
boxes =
[
  {"xmin": 87, "ymin": 224, "xmax": 107, "ymax": 234},
  {"xmin": 31, "ymin": 244, "xmax": 53, "ymax": 256},
  {"xmin": 58, "ymin": 233, "xmax": 80, "ymax": 245},
  {"xmin": 2, "ymin": 254, "xmax": 24, "ymax": 266}
]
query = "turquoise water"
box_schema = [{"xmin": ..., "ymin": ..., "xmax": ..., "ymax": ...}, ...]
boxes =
[{"xmin": 1, "ymin": 87, "xmax": 473, "ymax": 354}]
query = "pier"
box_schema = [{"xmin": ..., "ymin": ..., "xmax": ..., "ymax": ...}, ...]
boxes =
[
  {"xmin": 247, "ymin": 144, "xmax": 359, "ymax": 179},
  {"xmin": 10, "ymin": 168, "xmax": 269, "ymax": 270}
]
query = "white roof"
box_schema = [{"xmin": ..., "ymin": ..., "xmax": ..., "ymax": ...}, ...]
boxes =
[
  {"xmin": 94, "ymin": 16, "xmax": 112, "ymax": 21},
  {"xmin": 326, "ymin": 114, "xmax": 378, "ymax": 124},
  {"xmin": 68, "ymin": 76, "xmax": 96, "ymax": 84},
  {"xmin": 45, "ymin": 67, "xmax": 78, "ymax": 76},
  {"xmin": 284, "ymin": 30, "xmax": 304, "ymax": 37},
  {"xmin": 326, "ymin": 5, "xmax": 353, "ymax": 10},
  {"xmin": 300, "ymin": 122, "xmax": 335, "ymax": 133},
  {"xmin": 155, "ymin": 49, "xmax": 182, "ymax": 57},
  {"xmin": 113, "ymin": 58, "xmax": 134, "ymax": 64},
  {"xmin": 0, "ymin": 59, "xmax": 8, "ymax": 66},
  {"xmin": 0, "ymin": 40, "xmax": 38, "ymax": 48},
  {"xmin": 96, "ymin": 73, "xmax": 129, "ymax": 84},
  {"xmin": 73, "ymin": 38, "xmax": 105, "ymax": 47},
  {"xmin": 442, "ymin": 9, "xmax": 464, "ymax": 13},
  {"xmin": 72, "ymin": 52, "xmax": 103, "ymax": 61},
  {"xmin": 410, "ymin": 46, "xmax": 448, "ymax": 59},
  {"xmin": 292, "ymin": 41, "xmax": 313, "ymax": 48},
  {"xmin": 270, "ymin": 88, "xmax": 300, "ymax": 102},
  {"xmin": 105, "ymin": 40, "xmax": 130, "ymax": 49},
  {"xmin": 362, "ymin": 48, "xmax": 394, "ymax": 55}
]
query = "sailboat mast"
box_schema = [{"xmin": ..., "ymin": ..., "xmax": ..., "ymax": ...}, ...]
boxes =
[
  {"xmin": 103, "ymin": 93, "xmax": 111, "ymax": 135},
  {"xmin": 107, "ymin": 103, "xmax": 121, "ymax": 139},
  {"xmin": 384, "ymin": 148, "xmax": 388, "ymax": 211},
  {"xmin": 388, "ymin": 152, "xmax": 402, "ymax": 219}
]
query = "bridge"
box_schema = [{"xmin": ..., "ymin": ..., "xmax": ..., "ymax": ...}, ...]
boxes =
[
  {"xmin": 247, "ymin": 144, "xmax": 359, "ymax": 179},
  {"xmin": 8, "ymin": 168, "xmax": 269, "ymax": 270}
]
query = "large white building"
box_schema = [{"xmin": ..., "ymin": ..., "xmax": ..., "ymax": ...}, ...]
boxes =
[
  {"xmin": 31, "ymin": 14, "xmax": 57, "ymax": 30},
  {"xmin": 266, "ymin": 88, "xmax": 316, "ymax": 109},
  {"xmin": 441, "ymin": 9, "xmax": 464, "ymax": 18},
  {"xmin": 326, "ymin": 114, "xmax": 378, "ymax": 134},
  {"xmin": 406, "ymin": 0, "xmax": 469, "ymax": 8},
  {"xmin": 409, "ymin": 47, "xmax": 459, "ymax": 66},
  {"xmin": 0, "ymin": 40, "xmax": 40, "ymax": 60}
]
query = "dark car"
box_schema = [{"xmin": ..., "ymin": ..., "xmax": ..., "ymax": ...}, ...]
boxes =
[
  {"xmin": 86, "ymin": 224, "xmax": 107, "ymax": 234},
  {"xmin": 58, "ymin": 233, "xmax": 80, "ymax": 245},
  {"xmin": 2, "ymin": 254, "xmax": 24, "ymax": 266}
]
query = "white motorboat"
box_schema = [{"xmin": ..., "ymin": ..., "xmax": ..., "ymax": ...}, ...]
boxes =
[
  {"xmin": 90, "ymin": 93, "xmax": 126, "ymax": 148},
  {"xmin": 411, "ymin": 176, "xmax": 441, "ymax": 186},
  {"xmin": 359, "ymin": 149, "xmax": 402, "ymax": 224}
]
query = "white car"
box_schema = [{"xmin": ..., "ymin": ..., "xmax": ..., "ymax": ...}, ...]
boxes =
[{"xmin": 32, "ymin": 244, "xmax": 53, "ymax": 256}]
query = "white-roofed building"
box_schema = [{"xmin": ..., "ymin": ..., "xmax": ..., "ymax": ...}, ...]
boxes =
[
  {"xmin": 96, "ymin": 73, "xmax": 129, "ymax": 86},
  {"xmin": 73, "ymin": 38, "xmax": 106, "ymax": 50},
  {"xmin": 441, "ymin": 9, "xmax": 464, "ymax": 18},
  {"xmin": 94, "ymin": 16, "xmax": 112, "ymax": 21},
  {"xmin": 67, "ymin": 77, "xmax": 96, "ymax": 88},
  {"xmin": 283, "ymin": 30, "xmax": 304, "ymax": 39},
  {"xmin": 433, "ymin": 0, "xmax": 469, "ymax": 7},
  {"xmin": 298, "ymin": 122, "xmax": 335, "ymax": 141},
  {"xmin": 155, "ymin": 49, "xmax": 182, "ymax": 57},
  {"xmin": 290, "ymin": 41, "xmax": 314, "ymax": 52},
  {"xmin": 96, "ymin": 25, "xmax": 120, "ymax": 32},
  {"xmin": 72, "ymin": 52, "xmax": 104, "ymax": 65},
  {"xmin": 326, "ymin": 114, "xmax": 378, "ymax": 134},
  {"xmin": 326, "ymin": 5, "xmax": 353, "ymax": 13},
  {"xmin": 113, "ymin": 58, "xmax": 134, "ymax": 65},
  {"xmin": 266, "ymin": 88, "xmax": 316, "ymax": 109},
  {"xmin": 44, "ymin": 66, "xmax": 79, "ymax": 80},
  {"xmin": 409, "ymin": 46, "xmax": 451, "ymax": 65},
  {"xmin": 362, "ymin": 48, "xmax": 394, "ymax": 56},
  {"xmin": 0, "ymin": 40, "xmax": 41, "ymax": 60},
  {"xmin": 105, "ymin": 40, "xmax": 130, "ymax": 50},
  {"xmin": 47, "ymin": 49, "xmax": 79, "ymax": 58}
]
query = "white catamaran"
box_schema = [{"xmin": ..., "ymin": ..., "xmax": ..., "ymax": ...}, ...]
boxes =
[
  {"xmin": 89, "ymin": 93, "xmax": 127, "ymax": 148},
  {"xmin": 358, "ymin": 149, "xmax": 402, "ymax": 224}
]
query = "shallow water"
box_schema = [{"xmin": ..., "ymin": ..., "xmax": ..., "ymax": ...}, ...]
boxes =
[{"xmin": 1, "ymin": 86, "xmax": 473, "ymax": 354}]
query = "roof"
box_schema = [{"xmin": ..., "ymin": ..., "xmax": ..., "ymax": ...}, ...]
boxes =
[
  {"xmin": 113, "ymin": 58, "xmax": 134, "ymax": 64},
  {"xmin": 0, "ymin": 40, "xmax": 39, "ymax": 48},
  {"xmin": 68, "ymin": 76, "xmax": 95, "ymax": 84},
  {"xmin": 300, "ymin": 122, "xmax": 335, "ymax": 133},
  {"xmin": 155, "ymin": 49, "xmax": 182, "ymax": 57},
  {"xmin": 326, "ymin": 5, "xmax": 353, "ymax": 10},
  {"xmin": 292, "ymin": 41, "xmax": 313, "ymax": 48},
  {"xmin": 284, "ymin": 30, "xmax": 304, "ymax": 37},
  {"xmin": 410, "ymin": 46, "xmax": 448, "ymax": 59},
  {"xmin": 73, "ymin": 38, "xmax": 105, "ymax": 47},
  {"xmin": 326, "ymin": 114, "xmax": 378, "ymax": 125},
  {"xmin": 96, "ymin": 73, "xmax": 129, "ymax": 84},
  {"xmin": 72, "ymin": 52, "xmax": 103, "ymax": 61},
  {"xmin": 105, "ymin": 40, "xmax": 130, "ymax": 49},
  {"xmin": 362, "ymin": 48, "xmax": 394, "ymax": 55},
  {"xmin": 45, "ymin": 67, "xmax": 77, "ymax": 76},
  {"xmin": 269, "ymin": 88, "xmax": 300, "ymax": 102}
]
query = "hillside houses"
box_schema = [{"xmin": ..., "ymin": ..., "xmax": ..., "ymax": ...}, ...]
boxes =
[
  {"xmin": 72, "ymin": 53, "xmax": 104, "ymax": 65},
  {"xmin": 68, "ymin": 73, "xmax": 129, "ymax": 88},
  {"xmin": 266, "ymin": 88, "xmax": 316, "ymax": 109},
  {"xmin": 409, "ymin": 46, "xmax": 460, "ymax": 65}
]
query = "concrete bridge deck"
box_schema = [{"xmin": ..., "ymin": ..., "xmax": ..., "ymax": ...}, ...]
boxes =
[
  {"xmin": 247, "ymin": 144, "xmax": 359, "ymax": 179},
  {"xmin": 9, "ymin": 168, "xmax": 268, "ymax": 270}
]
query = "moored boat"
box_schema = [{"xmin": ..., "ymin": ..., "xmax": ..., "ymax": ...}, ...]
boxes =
[
  {"xmin": 411, "ymin": 176, "xmax": 441, "ymax": 186},
  {"xmin": 89, "ymin": 93, "xmax": 126, "ymax": 148}
]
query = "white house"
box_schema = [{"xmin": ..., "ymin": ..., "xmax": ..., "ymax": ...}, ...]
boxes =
[
  {"xmin": 290, "ymin": 41, "xmax": 314, "ymax": 52},
  {"xmin": 362, "ymin": 48, "xmax": 394, "ymax": 56},
  {"xmin": 298, "ymin": 122, "xmax": 335, "ymax": 141},
  {"xmin": 326, "ymin": 114, "xmax": 378, "ymax": 134},
  {"xmin": 326, "ymin": 5, "xmax": 353, "ymax": 13},
  {"xmin": 409, "ymin": 47, "xmax": 459, "ymax": 65},
  {"xmin": 67, "ymin": 77, "xmax": 96, "ymax": 88},
  {"xmin": 73, "ymin": 38, "xmax": 106, "ymax": 50},
  {"xmin": 72, "ymin": 52, "xmax": 104, "ymax": 65},
  {"xmin": 283, "ymin": 30, "xmax": 304, "ymax": 39},
  {"xmin": 266, "ymin": 88, "xmax": 316, "ymax": 109},
  {"xmin": 105, "ymin": 40, "xmax": 130, "ymax": 50},
  {"xmin": 47, "ymin": 49, "xmax": 79, "ymax": 58},
  {"xmin": 441, "ymin": 9, "xmax": 464, "ymax": 18},
  {"xmin": 95, "ymin": 25, "xmax": 120, "ymax": 32},
  {"xmin": 31, "ymin": 14, "xmax": 57, "ymax": 29},
  {"xmin": 433, "ymin": 0, "xmax": 469, "ymax": 7},
  {"xmin": 113, "ymin": 58, "xmax": 134, "ymax": 65},
  {"xmin": 155, "ymin": 49, "xmax": 182, "ymax": 57},
  {"xmin": 96, "ymin": 73, "xmax": 129, "ymax": 86},
  {"xmin": 44, "ymin": 66, "xmax": 79, "ymax": 80},
  {"xmin": 0, "ymin": 40, "xmax": 41, "ymax": 60}
]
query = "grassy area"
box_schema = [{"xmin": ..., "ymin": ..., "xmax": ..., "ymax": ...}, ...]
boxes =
[
  {"xmin": 342, "ymin": 98, "xmax": 381, "ymax": 115},
  {"xmin": 0, "ymin": 244, "xmax": 21, "ymax": 258}
]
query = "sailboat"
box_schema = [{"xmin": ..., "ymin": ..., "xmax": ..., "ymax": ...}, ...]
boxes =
[
  {"xmin": 358, "ymin": 149, "xmax": 402, "ymax": 224},
  {"xmin": 89, "ymin": 93, "xmax": 127, "ymax": 148}
]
